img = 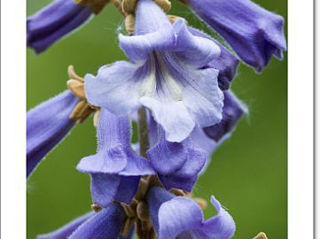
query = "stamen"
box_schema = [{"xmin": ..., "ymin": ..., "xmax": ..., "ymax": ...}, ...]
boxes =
[
  {"xmin": 75, "ymin": 0, "xmax": 110, "ymax": 14},
  {"xmin": 253, "ymin": 232, "xmax": 268, "ymax": 239},
  {"xmin": 91, "ymin": 203, "xmax": 102, "ymax": 212}
]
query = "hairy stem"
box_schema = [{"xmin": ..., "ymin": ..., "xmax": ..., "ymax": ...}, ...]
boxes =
[{"xmin": 138, "ymin": 107, "xmax": 150, "ymax": 158}]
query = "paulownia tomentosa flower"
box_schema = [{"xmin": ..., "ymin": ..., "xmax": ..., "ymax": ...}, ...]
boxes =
[{"xmin": 27, "ymin": 0, "xmax": 286, "ymax": 238}]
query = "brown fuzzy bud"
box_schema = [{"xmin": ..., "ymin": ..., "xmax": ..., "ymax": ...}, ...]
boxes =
[
  {"xmin": 76, "ymin": 0, "xmax": 110, "ymax": 14},
  {"xmin": 122, "ymin": 0, "xmax": 138, "ymax": 14},
  {"xmin": 155, "ymin": 0, "xmax": 171, "ymax": 12},
  {"xmin": 125, "ymin": 14, "xmax": 135, "ymax": 35}
]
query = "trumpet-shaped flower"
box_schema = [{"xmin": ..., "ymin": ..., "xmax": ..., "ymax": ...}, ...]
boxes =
[
  {"xmin": 77, "ymin": 109, "xmax": 155, "ymax": 207},
  {"xmin": 186, "ymin": 0, "xmax": 286, "ymax": 71},
  {"xmin": 27, "ymin": 0, "xmax": 93, "ymax": 53},
  {"xmin": 85, "ymin": 0, "xmax": 224, "ymax": 143},
  {"xmin": 147, "ymin": 187, "xmax": 236, "ymax": 239},
  {"xmin": 27, "ymin": 90, "xmax": 79, "ymax": 177}
]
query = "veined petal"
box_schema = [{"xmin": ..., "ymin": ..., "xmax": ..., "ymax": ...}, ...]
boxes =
[
  {"xmin": 27, "ymin": 90, "xmax": 79, "ymax": 177},
  {"xmin": 187, "ymin": 0, "xmax": 286, "ymax": 71},
  {"xmin": 204, "ymin": 91, "xmax": 246, "ymax": 141},
  {"xmin": 69, "ymin": 204, "xmax": 126, "ymax": 239},
  {"xmin": 140, "ymin": 96, "xmax": 195, "ymax": 142},
  {"xmin": 84, "ymin": 61, "xmax": 144, "ymax": 115},
  {"xmin": 27, "ymin": 0, "xmax": 92, "ymax": 53},
  {"xmin": 188, "ymin": 27, "xmax": 239, "ymax": 90},
  {"xmin": 90, "ymin": 174, "xmax": 140, "ymax": 206},
  {"xmin": 37, "ymin": 212, "xmax": 94, "ymax": 239}
]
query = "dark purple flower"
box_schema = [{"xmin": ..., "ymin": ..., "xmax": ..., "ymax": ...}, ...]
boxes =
[
  {"xmin": 77, "ymin": 109, "xmax": 155, "ymax": 207},
  {"xmin": 85, "ymin": 0, "xmax": 224, "ymax": 143},
  {"xmin": 186, "ymin": 0, "xmax": 287, "ymax": 72},
  {"xmin": 147, "ymin": 187, "xmax": 236, "ymax": 239},
  {"xmin": 147, "ymin": 116, "xmax": 207, "ymax": 191},
  {"xmin": 188, "ymin": 27, "xmax": 239, "ymax": 90},
  {"xmin": 27, "ymin": 0, "xmax": 93, "ymax": 53},
  {"xmin": 27, "ymin": 90, "xmax": 79, "ymax": 177},
  {"xmin": 204, "ymin": 91, "xmax": 246, "ymax": 141},
  {"xmin": 37, "ymin": 203, "xmax": 127, "ymax": 239}
]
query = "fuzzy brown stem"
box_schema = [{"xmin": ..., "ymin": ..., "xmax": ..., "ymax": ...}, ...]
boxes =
[{"xmin": 138, "ymin": 107, "xmax": 150, "ymax": 158}]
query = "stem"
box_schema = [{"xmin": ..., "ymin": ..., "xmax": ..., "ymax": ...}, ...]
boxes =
[{"xmin": 138, "ymin": 107, "xmax": 150, "ymax": 158}]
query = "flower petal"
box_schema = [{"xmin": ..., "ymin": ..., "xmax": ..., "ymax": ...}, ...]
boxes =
[
  {"xmin": 69, "ymin": 204, "xmax": 126, "ymax": 239},
  {"xmin": 37, "ymin": 212, "xmax": 94, "ymax": 239},
  {"xmin": 188, "ymin": 27, "xmax": 240, "ymax": 90},
  {"xmin": 84, "ymin": 61, "xmax": 144, "ymax": 115},
  {"xmin": 158, "ymin": 197, "xmax": 204, "ymax": 239},
  {"xmin": 140, "ymin": 96, "xmax": 195, "ymax": 142},
  {"xmin": 27, "ymin": 90, "xmax": 79, "ymax": 177},
  {"xmin": 203, "ymin": 91, "xmax": 246, "ymax": 141},
  {"xmin": 90, "ymin": 174, "xmax": 140, "ymax": 206}
]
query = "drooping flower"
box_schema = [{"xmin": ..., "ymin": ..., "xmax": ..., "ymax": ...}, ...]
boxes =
[
  {"xmin": 147, "ymin": 186, "xmax": 236, "ymax": 239},
  {"xmin": 85, "ymin": 0, "xmax": 224, "ymax": 143},
  {"xmin": 37, "ymin": 203, "xmax": 129, "ymax": 239},
  {"xmin": 27, "ymin": 90, "xmax": 79, "ymax": 177},
  {"xmin": 77, "ymin": 109, "xmax": 155, "ymax": 207},
  {"xmin": 27, "ymin": 0, "xmax": 108, "ymax": 53},
  {"xmin": 147, "ymin": 116, "xmax": 207, "ymax": 192},
  {"xmin": 185, "ymin": 0, "xmax": 287, "ymax": 71},
  {"xmin": 204, "ymin": 91, "xmax": 246, "ymax": 141}
]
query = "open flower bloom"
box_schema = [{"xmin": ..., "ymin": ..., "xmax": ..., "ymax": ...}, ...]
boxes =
[
  {"xmin": 37, "ymin": 203, "xmax": 129, "ymax": 239},
  {"xmin": 77, "ymin": 109, "xmax": 155, "ymax": 207},
  {"xmin": 147, "ymin": 116, "xmax": 207, "ymax": 191},
  {"xmin": 27, "ymin": 90, "xmax": 79, "ymax": 177},
  {"xmin": 27, "ymin": 0, "xmax": 94, "ymax": 53},
  {"xmin": 186, "ymin": 0, "xmax": 287, "ymax": 71},
  {"xmin": 204, "ymin": 91, "xmax": 246, "ymax": 141},
  {"xmin": 147, "ymin": 187, "xmax": 236, "ymax": 239},
  {"xmin": 85, "ymin": 0, "xmax": 224, "ymax": 143}
]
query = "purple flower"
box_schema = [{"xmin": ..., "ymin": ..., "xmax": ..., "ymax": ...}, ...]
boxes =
[
  {"xmin": 27, "ymin": 90, "xmax": 79, "ymax": 177},
  {"xmin": 77, "ymin": 109, "xmax": 155, "ymax": 207},
  {"xmin": 204, "ymin": 91, "xmax": 246, "ymax": 141},
  {"xmin": 186, "ymin": 0, "xmax": 287, "ymax": 71},
  {"xmin": 27, "ymin": 0, "xmax": 93, "ymax": 53},
  {"xmin": 85, "ymin": 0, "xmax": 224, "ymax": 143},
  {"xmin": 147, "ymin": 116, "xmax": 207, "ymax": 191},
  {"xmin": 188, "ymin": 27, "xmax": 239, "ymax": 90},
  {"xmin": 147, "ymin": 187, "xmax": 236, "ymax": 239},
  {"xmin": 37, "ymin": 203, "xmax": 128, "ymax": 239}
]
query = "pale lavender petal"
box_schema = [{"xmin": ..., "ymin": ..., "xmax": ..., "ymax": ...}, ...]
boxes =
[
  {"xmin": 204, "ymin": 91, "xmax": 246, "ymax": 141},
  {"xmin": 37, "ymin": 212, "xmax": 94, "ymax": 239},
  {"xmin": 187, "ymin": 0, "xmax": 286, "ymax": 71},
  {"xmin": 69, "ymin": 204, "xmax": 126, "ymax": 239},
  {"xmin": 27, "ymin": 90, "xmax": 79, "ymax": 177},
  {"xmin": 158, "ymin": 197, "xmax": 204, "ymax": 239},
  {"xmin": 84, "ymin": 62, "xmax": 143, "ymax": 115},
  {"xmin": 27, "ymin": 0, "xmax": 92, "ymax": 53}
]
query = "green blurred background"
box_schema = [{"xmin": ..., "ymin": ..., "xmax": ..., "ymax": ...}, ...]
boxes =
[{"xmin": 27, "ymin": 0, "xmax": 287, "ymax": 238}]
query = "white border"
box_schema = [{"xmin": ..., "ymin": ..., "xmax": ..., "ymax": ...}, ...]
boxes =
[
  {"xmin": 288, "ymin": 0, "xmax": 314, "ymax": 239},
  {"xmin": 0, "ymin": 0, "xmax": 315, "ymax": 239},
  {"xmin": 1, "ymin": 0, "xmax": 27, "ymax": 238}
]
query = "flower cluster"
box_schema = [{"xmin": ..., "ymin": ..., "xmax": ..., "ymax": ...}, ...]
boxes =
[{"xmin": 27, "ymin": 0, "xmax": 286, "ymax": 238}]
